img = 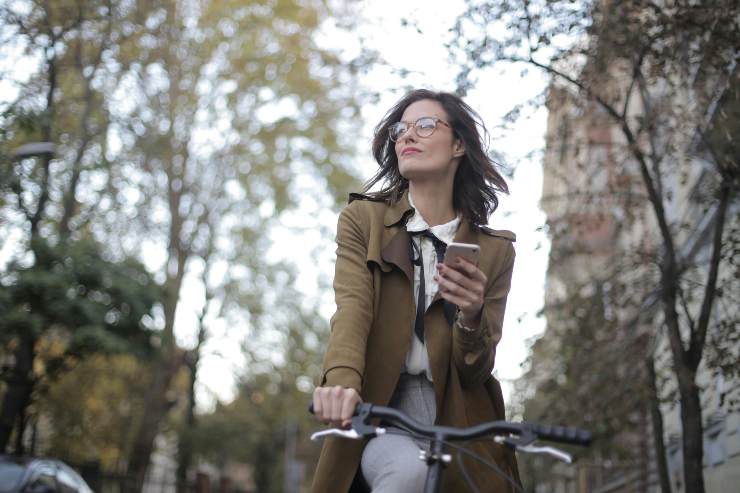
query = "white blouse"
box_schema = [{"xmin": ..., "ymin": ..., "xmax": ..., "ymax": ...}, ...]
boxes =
[{"xmin": 404, "ymin": 192, "xmax": 461, "ymax": 381}]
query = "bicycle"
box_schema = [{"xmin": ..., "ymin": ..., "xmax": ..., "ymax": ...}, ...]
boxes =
[{"xmin": 309, "ymin": 401, "xmax": 592, "ymax": 493}]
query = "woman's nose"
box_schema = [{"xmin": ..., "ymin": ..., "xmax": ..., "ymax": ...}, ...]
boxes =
[{"xmin": 398, "ymin": 128, "xmax": 417, "ymax": 143}]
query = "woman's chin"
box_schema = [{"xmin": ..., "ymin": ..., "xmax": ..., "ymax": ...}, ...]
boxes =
[
  {"xmin": 400, "ymin": 166, "xmax": 448, "ymax": 183},
  {"xmin": 399, "ymin": 169, "xmax": 424, "ymax": 182},
  {"xmin": 400, "ymin": 161, "xmax": 431, "ymax": 178}
]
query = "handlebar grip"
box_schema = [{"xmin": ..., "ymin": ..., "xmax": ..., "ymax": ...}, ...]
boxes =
[
  {"xmin": 528, "ymin": 423, "xmax": 592, "ymax": 445},
  {"xmin": 308, "ymin": 400, "xmax": 364, "ymax": 417}
]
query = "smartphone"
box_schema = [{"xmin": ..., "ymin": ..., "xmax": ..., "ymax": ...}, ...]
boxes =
[{"xmin": 444, "ymin": 242, "xmax": 480, "ymax": 267}]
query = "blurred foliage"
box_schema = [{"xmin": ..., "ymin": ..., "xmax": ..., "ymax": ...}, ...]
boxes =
[
  {"xmin": 0, "ymin": 236, "xmax": 160, "ymax": 453},
  {"xmin": 514, "ymin": 282, "xmax": 653, "ymax": 489},
  {"xmin": 0, "ymin": 237, "xmax": 160, "ymax": 358},
  {"xmin": 518, "ymin": 284, "xmax": 643, "ymax": 450},
  {"xmin": 184, "ymin": 266, "xmax": 327, "ymax": 492},
  {"xmin": 40, "ymin": 354, "xmax": 157, "ymax": 472}
]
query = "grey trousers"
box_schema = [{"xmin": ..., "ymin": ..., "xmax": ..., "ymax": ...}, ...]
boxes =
[{"xmin": 360, "ymin": 373, "xmax": 436, "ymax": 492}]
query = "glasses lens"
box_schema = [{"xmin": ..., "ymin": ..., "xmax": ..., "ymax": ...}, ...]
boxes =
[
  {"xmin": 389, "ymin": 122, "xmax": 408, "ymax": 141},
  {"xmin": 415, "ymin": 117, "xmax": 437, "ymax": 137}
]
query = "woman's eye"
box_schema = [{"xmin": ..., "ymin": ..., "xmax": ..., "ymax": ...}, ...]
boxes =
[{"xmin": 417, "ymin": 119, "xmax": 435, "ymax": 130}]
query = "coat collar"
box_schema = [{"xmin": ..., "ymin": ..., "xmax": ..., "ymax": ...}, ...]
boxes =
[
  {"xmin": 450, "ymin": 216, "xmax": 477, "ymax": 245},
  {"xmin": 380, "ymin": 190, "xmax": 480, "ymax": 282},
  {"xmin": 383, "ymin": 189, "xmax": 414, "ymax": 227}
]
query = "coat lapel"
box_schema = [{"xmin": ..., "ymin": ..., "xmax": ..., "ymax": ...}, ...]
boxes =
[
  {"xmin": 380, "ymin": 191, "xmax": 415, "ymax": 281},
  {"xmin": 451, "ymin": 217, "xmax": 478, "ymax": 245}
]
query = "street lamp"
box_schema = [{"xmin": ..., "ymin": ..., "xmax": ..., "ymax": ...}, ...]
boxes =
[{"xmin": 11, "ymin": 142, "xmax": 56, "ymax": 159}]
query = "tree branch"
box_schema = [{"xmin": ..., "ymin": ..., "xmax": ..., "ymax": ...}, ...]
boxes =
[
  {"xmin": 677, "ymin": 284, "xmax": 696, "ymax": 335},
  {"xmin": 60, "ymin": 0, "xmax": 115, "ymax": 239},
  {"xmin": 621, "ymin": 48, "xmax": 648, "ymax": 121},
  {"xmin": 636, "ymin": 69, "xmax": 665, "ymax": 202},
  {"xmin": 690, "ymin": 181, "xmax": 730, "ymax": 370},
  {"xmin": 510, "ymin": 54, "xmax": 679, "ymax": 266},
  {"xmin": 508, "ymin": 51, "xmax": 687, "ymax": 379}
]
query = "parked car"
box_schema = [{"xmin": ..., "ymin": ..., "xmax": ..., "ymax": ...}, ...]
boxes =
[{"xmin": 0, "ymin": 456, "xmax": 94, "ymax": 493}]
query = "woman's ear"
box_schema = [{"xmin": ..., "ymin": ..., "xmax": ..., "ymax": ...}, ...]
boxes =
[{"xmin": 453, "ymin": 139, "xmax": 465, "ymax": 158}]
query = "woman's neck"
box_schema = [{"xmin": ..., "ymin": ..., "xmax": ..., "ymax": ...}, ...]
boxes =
[{"xmin": 409, "ymin": 181, "xmax": 456, "ymax": 226}]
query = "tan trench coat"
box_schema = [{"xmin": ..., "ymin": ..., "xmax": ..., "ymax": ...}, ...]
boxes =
[{"xmin": 311, "ymin": 190, "xmax": 520, "ymax": 492}]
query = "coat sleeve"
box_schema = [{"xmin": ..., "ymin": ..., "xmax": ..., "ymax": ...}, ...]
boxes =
[
  {"xmin": 452, "ymin": 240, "xmax": 515, "ymax": 388},
  {"xmin": 320, "ymin": 203, "xmax": 375, "ymax": 392}
]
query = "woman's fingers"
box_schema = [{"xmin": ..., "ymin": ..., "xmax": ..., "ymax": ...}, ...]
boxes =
[
  {"xmin": 436, "ymin": 271, "xmax": 480, "ymax": 298},
  {"xmin": 436, "ymin": 262, "xmax": 485, "ymax": 296},
  {"xmin": 312, "ymin": 386, "xmax": 360, "ymax": 428},
  {"xmin": 313, "ymin": 386, "xmax": 334, "ymax": 422},
  {"xmin": 329, "ymin": 385, "xmax": 344, "ymax": 422},
  {"xmin": 312, "ymin": 388, "xmax": 323, "ymax": 416},
  {"xmin": 442, "ymin": 258, "xmax": 487, "ymax": 283},
  {"xmin": 436, "ymin": 260, "xmax": 486, "ymax": 318},
  {"xmin": 340, "ymin": 388, "xmax": 361, "ymax": 428},
  {"xmin": 439, "ymin": 288, "xmax": 478, "ymax": 312}
]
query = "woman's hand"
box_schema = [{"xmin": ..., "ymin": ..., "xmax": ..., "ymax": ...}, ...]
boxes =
[
  {"xmin": 435, "ymin": 257, "xmax": 487, "ymax": 327},
  {"xmin": 312, "ymin": 385, "xmax": 362, "ymax": 429}
]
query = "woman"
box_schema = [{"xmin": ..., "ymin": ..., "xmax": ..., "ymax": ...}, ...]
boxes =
[{"xmin": 311, "ymin": 89, "xmax": 520, "ymax": 492}]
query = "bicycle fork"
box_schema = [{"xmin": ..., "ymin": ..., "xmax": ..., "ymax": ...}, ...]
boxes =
[{"xmin": 420, "ymin": 436, "xmax": 452, "ymax": 493}]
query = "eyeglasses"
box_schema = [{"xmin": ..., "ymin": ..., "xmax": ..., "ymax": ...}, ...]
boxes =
[{"xmin": 388, "ymin": 117, "xmax": 452, "ymax": 142}]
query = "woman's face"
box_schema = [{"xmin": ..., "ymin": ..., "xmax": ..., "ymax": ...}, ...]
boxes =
[{"xmin": 394, "ymin": 99, "xmax": 464, "ymax": 183}]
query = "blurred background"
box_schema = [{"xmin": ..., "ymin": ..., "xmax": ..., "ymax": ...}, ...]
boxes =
[{"xmin": 0, "ymin": 0, "xmax": 737, "ymax": 492}]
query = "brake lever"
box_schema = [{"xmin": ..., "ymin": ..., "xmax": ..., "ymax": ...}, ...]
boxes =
[
  {"xmin": 309, "ymin": 403, "xmax": 385, "ymax": 442},
  {"xmin": 516, "ymin": 444, "xmax": 573, "ymax": 464},
  {"xmin": 310, "ymin": 428, "xmax": 363, "ymax": 441},
  {"xmin": 494, "ymin": 436, "xmax": 573, "ymax": 463},
  {"xmin": 310, "ymin": 426, "xmax": 387, "ymax": 442}
]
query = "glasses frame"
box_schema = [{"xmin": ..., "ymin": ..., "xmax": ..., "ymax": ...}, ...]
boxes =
[{"xmin": 388, "ymin": 117, "xmax": 452, "ymax": 142}]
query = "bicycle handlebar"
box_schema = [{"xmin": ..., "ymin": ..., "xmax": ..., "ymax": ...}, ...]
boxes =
[
  {"xmin": 524, "ymin": 423, "xmax": 592, "ymax": 446},
  {"xmin": 308, "ymin": 401, "xmax": 592, "ymax": 447},
  {"xmin": 310, "ymin": 398, "xmax": 592, "ymax": 491}
]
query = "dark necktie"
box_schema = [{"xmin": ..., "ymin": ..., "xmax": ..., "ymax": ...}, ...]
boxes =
[{"xmin": 409, "ymin": 230, "xmax": 447, "ymax": 343}]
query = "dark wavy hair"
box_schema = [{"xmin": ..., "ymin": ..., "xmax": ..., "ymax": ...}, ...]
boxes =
[{"xmin": 364, "ymin": 89, "xmax": 508, "ymax": 225}]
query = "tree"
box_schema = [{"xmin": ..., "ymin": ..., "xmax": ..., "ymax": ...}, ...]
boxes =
[
  {"xmin": 190, "ymin": 267, "xmax": 328, "ymax": 493},
  {"xmin": 0, "ymin": 0, "xmax": 166, "ymax": 457},
  {"xmin": 0, "ymin": 0, "xmax": 147, "ymax": 241},
  {"xmin": 514, "ymin": 278, "xmax": 660, "ymax": 491},
  {"xmin": 41, "ymin": 354, "xmax": 158, "ymax": 473},
  {"xmin": 97, "ymin": 1, "xmax": 370, "ymax": 488},
  {"xmin": 0, "ymin": 237, "xmax": 161, "ymax": 453},
  {"xmin": 450, "ymin": 1, "xmax": 739, "ymax": 491}
]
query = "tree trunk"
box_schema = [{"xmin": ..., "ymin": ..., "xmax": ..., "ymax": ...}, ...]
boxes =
[
  {"xmin": 663, "ymin": 272, "xmax": 706, "ymax": 493},
  {"xmin": 646, "ymin": 355, "xmax": 672, "ymax": 493},
  {"xmin": 0, "ymin": 337, "xmax": 35, "ymax": 453},
  {"xmin": 254, "ymin": 440, "xmax": 278, "ymax": 493},
  {"xmin": 176, "ymin": 350, "xmax": 198, "ymax": 493},
  {"xmin": 677, "ymin": 367, "xmax": 705, "ymax": 493},
  {"xmin": 126, "ymin": 234, "xmax": 187, "ymax": 491},
  {"xmin": 14, "ymin": 402, "xmax": 27, "ymax": 455},
  {"xmin": 125, "ymin": 353, "xmax": 182, "ymax": 493}
]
